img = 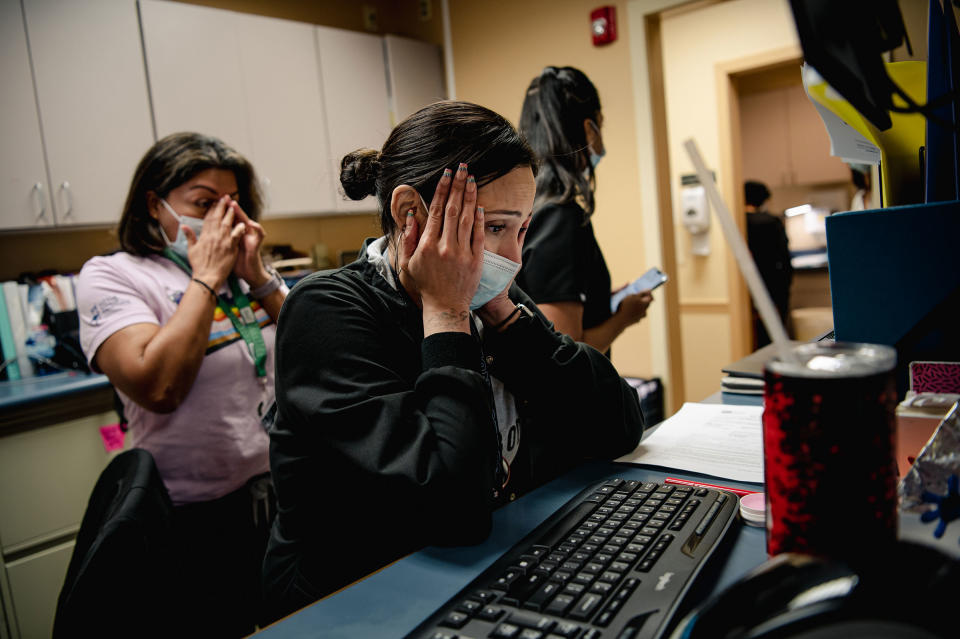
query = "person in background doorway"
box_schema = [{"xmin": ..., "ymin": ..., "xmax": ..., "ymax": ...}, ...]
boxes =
[
  {"xmin": 262, "ymin": 101, "xmax": 645, "ymax": 621},
  {"xmin": 744, "ymin": 180, "xmax": 793, "ymax": 348},
  {"xmin": 849, "ymin": 163, "xmax": 872, "ymax": 211},
  {"xmin": 516, "ymin": 66, "xmax": 652, "ymax": 354},
  {"xmin": 75, "ymin": 132, "xmax": 287, "ymax": 637}
]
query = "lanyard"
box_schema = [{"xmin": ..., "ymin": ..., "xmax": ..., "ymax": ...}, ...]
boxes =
[
  {"xmin": 163, "ymin": 248, "xmax": 268, "ymax": 378},
  {"xmin": 471, "ymin": 318, "xmax": 508, "ymax": 495}
]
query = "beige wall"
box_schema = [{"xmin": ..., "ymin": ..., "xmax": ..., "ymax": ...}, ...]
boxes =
[
  {"xmin": 448, "ymin": 0, "xmax": 655, "ymax": 380},
  {"xmin": 659, "ymin": 0, "xmax": 800, "ymax": 400}
]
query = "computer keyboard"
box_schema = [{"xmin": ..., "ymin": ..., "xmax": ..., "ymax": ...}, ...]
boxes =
[{"xmin": 405, "ymin": 478, "xmax": 739, "ymax": 639}]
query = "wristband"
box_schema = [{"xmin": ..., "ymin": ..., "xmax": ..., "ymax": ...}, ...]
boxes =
[
  {"xmin": 249, "ymin": 267, "xmax": 283, "ymax": 299},
  {"xmin": 493, "ymin": 305, "xmax": 522, "ymax": 331},
  {"xmin": 192, "ymin": 278, "xmax": 218, "ymax": 302}
]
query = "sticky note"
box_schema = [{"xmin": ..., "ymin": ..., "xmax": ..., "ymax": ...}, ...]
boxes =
[{"xmin": 99, "ymin": 423, "xmax": 126, "ymax": 452}]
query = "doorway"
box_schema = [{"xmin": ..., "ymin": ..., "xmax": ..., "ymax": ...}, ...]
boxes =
[{"xmin": 722, "ymin": 51, "xmax": 853, "ymax": 351}]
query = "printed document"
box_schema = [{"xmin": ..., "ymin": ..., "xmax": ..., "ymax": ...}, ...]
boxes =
[{"xmin": 617, "ymin": 402, "xmax": 764, "ymax": 482}]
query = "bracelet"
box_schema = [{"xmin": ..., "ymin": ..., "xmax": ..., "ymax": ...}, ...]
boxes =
[
  {"xmin": 249, "ymin": 268, "xmax": 283, "ymax": 299},
  {"xmin": 493, "ymin": 305, "xmax": 522, "ymax": 331},
  {"xmin": 192, "ymin": 278, "xmax": 218, "ymax": 302}
]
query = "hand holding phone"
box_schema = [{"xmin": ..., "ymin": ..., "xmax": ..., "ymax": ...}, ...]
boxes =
[{"xmin": 611, "ymin": 267, "xmax": 667, "ymax": 313}]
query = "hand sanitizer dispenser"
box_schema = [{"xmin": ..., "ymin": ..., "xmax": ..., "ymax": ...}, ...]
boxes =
[{"xmin": 681, "ymin": 173, "xmax": 710, "ymax": 256}]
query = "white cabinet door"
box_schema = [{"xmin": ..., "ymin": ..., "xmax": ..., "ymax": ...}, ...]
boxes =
[
  {"xmin": 384, "ymin": 34, "xmax": 447, "ymax": 123},
  {"xmin": 315, "ymin": 26, "xmax": 391, "ymax": 214},
  {"xmin": 24, "ymin": 0, "xmax": 154, "ymax": 227},
  {"xmin": 0, "ymin": 0, "xmax": 53, "ymax": 230},
  {"xmin": 139, "ymin": 0, "xmax": 252, "ymax": 159},
  {"xmin": 5, "ymin": 541, "xmax": 73, "ymax": 639},
  {"xmin": 235, "ymin": 12, "xmax": 334, "ymax": 217}
]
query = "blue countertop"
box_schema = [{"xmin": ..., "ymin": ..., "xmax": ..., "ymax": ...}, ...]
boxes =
[{"xmin": 0, "ymin": 371, "xmax": 111, "ymax": 411}]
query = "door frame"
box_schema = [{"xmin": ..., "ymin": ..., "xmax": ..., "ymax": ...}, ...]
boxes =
[{"xmin": 716, "ymin": 45, "xmax": 803, "ymax": 358}]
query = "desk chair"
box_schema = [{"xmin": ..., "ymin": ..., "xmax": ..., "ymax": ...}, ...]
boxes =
[{"xmin": 53, "ymin": 448, "xmax": 184, "ymax": 638}]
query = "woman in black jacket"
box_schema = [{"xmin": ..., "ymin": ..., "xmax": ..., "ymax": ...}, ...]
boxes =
[{"xmin": 262, "ymin": 101, "xmax": 645, "ymax": 621}]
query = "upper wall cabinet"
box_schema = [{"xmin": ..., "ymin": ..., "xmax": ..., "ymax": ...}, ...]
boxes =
[
  {"xmin": 1, "ymin": 0, "xmax": 52, "ymax": 230},
  {"xmin": 384, "ymin": 35, "xmax": 447, "ymax": 124},
  {"xmin": 0, "ymin": 0, "xmax": 154, "ymax": 231},
  {"xmin": 315, "ymin": 26, "xmax": 391, "ymax": 214},
  {"xmin": 140, "ymin": 0, "xmax": 336, "ymax": 217},
  {"xmin": 740, "ymin": 84, "xmax": 849, "ymax": 188}
]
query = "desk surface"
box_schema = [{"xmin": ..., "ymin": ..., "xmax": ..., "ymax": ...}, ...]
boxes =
[
  {"xmin": 255, "ymin": 391, "xmax": 958, "ymax": 638},
  {"xmin": 255, "ymin": 462, "xmax": 767, "ymax": 639}
]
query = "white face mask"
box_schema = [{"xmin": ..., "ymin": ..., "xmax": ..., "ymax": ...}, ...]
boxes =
[
  {"xmin": 416, "ymin": 194, "xmax": 521, "ymax": 310},
  {"xmin": 160, "ymin": 199, "xmax": 204, "ymax": 258},
  {"xmin": 587, "ymin": 119, "xmax": 606, "ymax": 169}
]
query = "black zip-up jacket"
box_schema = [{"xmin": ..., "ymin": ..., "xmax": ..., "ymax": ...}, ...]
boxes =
[{"xmin": 262, "ymin": 239, "xmax": 644, "ymax": 621}]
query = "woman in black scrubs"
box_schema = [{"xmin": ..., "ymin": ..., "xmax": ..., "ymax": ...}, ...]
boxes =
[{"xmin": 517, "ymin": 66, "xmax": 653, "ymax": 354}]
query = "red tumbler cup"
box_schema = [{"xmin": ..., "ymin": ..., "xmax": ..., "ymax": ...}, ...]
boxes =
[{"xmin": 762, "ymin": 342, "xmax": 898, "ymax": 558}]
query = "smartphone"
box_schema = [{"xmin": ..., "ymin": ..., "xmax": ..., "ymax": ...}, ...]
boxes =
[{"xmin": 610, "ymin": 267, "xmax": 668, "ymax": 313}]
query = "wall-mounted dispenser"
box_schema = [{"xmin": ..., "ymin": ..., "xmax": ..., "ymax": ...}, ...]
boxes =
[{"xmin": 680, "ymin": 173, "xmax": 711, "ymax": 256}]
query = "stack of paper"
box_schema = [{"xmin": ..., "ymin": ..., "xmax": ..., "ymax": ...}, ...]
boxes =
[{"xmin": 617, "ymin": 402, "xmax": 764, "ymax": 483}]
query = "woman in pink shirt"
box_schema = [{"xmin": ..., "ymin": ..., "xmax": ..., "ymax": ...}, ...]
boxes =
[{"xmin": 76, "ymin": 132, "xmax": 287, "ymax": 637}]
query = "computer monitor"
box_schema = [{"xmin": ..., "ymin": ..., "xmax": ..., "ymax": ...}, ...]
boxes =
[{"xmin": 788, "ymin": 0, "xmax": 907, "ymax": 131}]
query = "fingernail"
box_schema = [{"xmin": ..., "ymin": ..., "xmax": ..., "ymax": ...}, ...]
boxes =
[
  {"xmin": 407, "ymin": 209, "xmax": 415, "ymax": 216},
  {"xmin": 477, "ymin": 206, "xmax": 484, "ymax": 217},
  {"xmin": 457, "ymin": 163, "xmax": 467, "ymax": 172},
  {"xmin": 466, "ymin": 175, "xmax": 476, "ymax": 184},
  {"xmin": 443, "ymin": 168, "xmax": 452, "ymax": 179}
]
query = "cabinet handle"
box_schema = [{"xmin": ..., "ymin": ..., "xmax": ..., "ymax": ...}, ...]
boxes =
[
  {"xmin": 32, "ymin": 182, "xmax": 47, "ymax": 221},
  {"xmin": 261, "ymin": 176, "xmax": 272, "ymax": 212},
  {"xmin": 60, "ymin": 181, "xmax": 74, "ymax": 220}
]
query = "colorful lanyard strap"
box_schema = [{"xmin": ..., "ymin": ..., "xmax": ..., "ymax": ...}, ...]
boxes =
[{"xmin": 162, "ymin": 248, "xmax": 267, "ymax": 378}]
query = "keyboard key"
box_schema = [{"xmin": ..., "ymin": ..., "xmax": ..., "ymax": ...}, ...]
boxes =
[
  {"xmin": 509, "ymin": 610, "xmax": 556, "ymax": 632},
  {"xmin": 478, "ymin": 605, "xmax": 505, "ymax": 621},
  {"xmin": 438, "ymin": 611, "xmax": 468, "ymax": 629},
  {"xmin": 544, "ymin": 593, "xmax": 575, "ymax": 616},
  {"xmin": 455, "ymin": 599, "xmax": 481, "ymax": 614},
  {"xmin": 473, "ymin": 589, "xmax": 498, "ymax": 603},
  {"xmin": 551, "ymin": 621, "xmax": 582, "ymax": 638},
  {"xmin": 492, "ymin": 569, "xmax": 523, "ymax": 590},
  {"xmin": 429, "ymin": 632, "xmax": 455, "ymax": 639},
  {"xmin": 491, "ymin": 622, "xmax": 522, "ymax": 638},
  {"xmin": 569, "ymin": 592, "xmax": 605, "ymax": 620},
  {"xmin": 595, "ymin": 610, "xmax": 615, "ymax": 626},
  {"xmin": 589, "ymin": 581, "xmax": 613, "ymax": 595},
  {"xmin": 524, "ymin": 580, "xmax": 562, "ymax": 611},
  {"xmin": 599, "ymin": 570, "xmax": 623, "ymax": 583},
  {"xmin": 519, "ymin": 629, "xmax": 544, "ymax": 639}
]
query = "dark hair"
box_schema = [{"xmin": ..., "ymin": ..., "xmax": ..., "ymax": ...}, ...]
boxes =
[
  {"xmin": 117, "ymin": 132, "xmax": 262, "ymax": 256},
  {"xmin": 518, "ymin": 66, "xmax": 602, "ymax": 219},
  {"xmin": 850, "ymin": 166, "xmax": 869, "ymax": 190},
  {"xmin": 340, "ymin": 101, "xmax": 537, "ymax": 237},
  {"xmin": 744, "ymin": 180, "xmax": 771, "ymax": 208}
]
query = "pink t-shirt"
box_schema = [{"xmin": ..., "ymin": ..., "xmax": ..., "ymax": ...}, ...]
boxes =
[{"xmin": 76, "ymin": 252, "xmax": 277, "ymax": 504}]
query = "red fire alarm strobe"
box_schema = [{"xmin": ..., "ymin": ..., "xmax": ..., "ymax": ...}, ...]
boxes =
[{"xmin": 591, "ymin": 6, "xmax": 617, "ymax": 46}]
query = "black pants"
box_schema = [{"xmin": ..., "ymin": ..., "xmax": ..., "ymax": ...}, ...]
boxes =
[{"xmin": 171, "ymin": 474, "xmax": 275, "ymax": 638}]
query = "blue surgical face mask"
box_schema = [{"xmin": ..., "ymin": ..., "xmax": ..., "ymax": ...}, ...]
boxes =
[
  {"xmin": 416, "ymin": 194, "xmax": 521, "ymax": 310},
  {"xmin": 587, "ymin": 119, "xmax": 605, "ymax": 169},
  {"xmin": 160, "ymin": 199, "xmax": 204, "ymax": 259}
]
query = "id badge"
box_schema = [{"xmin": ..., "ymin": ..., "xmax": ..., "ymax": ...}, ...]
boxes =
[{"xmin": 240, "ymin": 306, "xmax": 257, "ymax": 325}]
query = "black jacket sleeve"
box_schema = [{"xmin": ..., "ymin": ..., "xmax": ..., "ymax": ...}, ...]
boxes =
[{"xmin": 485, "ymin": 287, "xmax": 645, "ymax": 476}]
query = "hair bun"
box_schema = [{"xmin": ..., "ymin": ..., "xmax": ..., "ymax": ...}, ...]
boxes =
[{"xmin": 340, "ymin": 149, "xmax": 381, "ymax": 200}]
